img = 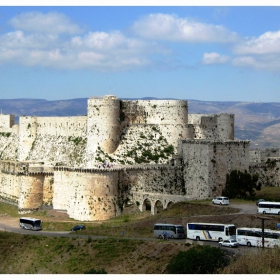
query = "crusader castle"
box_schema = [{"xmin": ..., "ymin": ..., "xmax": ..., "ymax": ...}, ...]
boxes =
[{"xmin": 0, "ymin": 95, "xmax": 279, "ymax": 221}]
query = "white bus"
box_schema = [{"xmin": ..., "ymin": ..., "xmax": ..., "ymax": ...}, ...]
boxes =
[
  {"xmin": 236, "ymin": 227, "xmax": 280, "ymax": 248},
  {"xmin": 257, "ymin": 201, "xmax": 280, "ymax": 215},
  {"xmin": 154, "ymin": 223, "xmax": 185, "ymax": 239},
  {"xmin": 19, "ymin": 217, "xmax": 42, "ymax": 231},
  {"xmin": 187, "ymin": 223, "xmax": 236, "ymax": 242}
]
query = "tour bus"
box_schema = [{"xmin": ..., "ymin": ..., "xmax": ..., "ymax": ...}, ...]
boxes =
[
  {"xmin": 19, "ymin": 217, "xmax": 42, "ymax": 231},
  {"xmin": 236, "ymin": 227, "xmax": 280, "ymax": 248},
  {"xmin": 257, "ymin": 201, "xmax": 280, "ymax": 215},
  {"xmin": 186, "ymin": 223, "xmax": 236, "ymax": 242},
  {"xmin": 154, "ymin": 223, "xmax": 185, "ymax": 239}
]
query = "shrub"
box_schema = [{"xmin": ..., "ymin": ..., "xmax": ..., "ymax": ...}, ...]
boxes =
[
  {"xmin": 167, "ymin": 245, "xmax": 229, "ymax": 274},
  {"xmin": 84, "ymin": 268, "xmax": 107, "ymax": 274}
]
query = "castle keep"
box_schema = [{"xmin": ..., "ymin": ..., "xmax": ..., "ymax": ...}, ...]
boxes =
[{"xmin": 0, "ymin": 95, "xmax": 250, "ymax": 221}]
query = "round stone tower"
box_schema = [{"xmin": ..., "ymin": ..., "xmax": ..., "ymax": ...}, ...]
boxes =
[
  {"xmin": 136, "ymin": 99, "xmax": 189, "ymax": 150},
  {"xmin": 86, "ymin": 95, "xmax": 121, "ymax": 167},
  {"xmin": 18, "ymin": 174, "xmax": 44, "ymax": 214}
]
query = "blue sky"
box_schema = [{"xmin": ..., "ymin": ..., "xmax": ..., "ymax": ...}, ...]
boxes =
[{"xmin": 1, "ymin": 3, "xmax": 280, "ymax": 102}]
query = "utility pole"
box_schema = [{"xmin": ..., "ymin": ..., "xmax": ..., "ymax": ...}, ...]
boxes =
[{"xmin": 255, "ymin": 215, "xmax": 273, "ymax": 248}]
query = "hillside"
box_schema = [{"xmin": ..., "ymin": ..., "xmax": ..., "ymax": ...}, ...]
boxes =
[
  {"xmin": 1, "ymin": 97, "xmax": 280, "ymax": 149},
  {"xmin": 1, "ymin": 192, "xmax": 280, "ymax": 274}
]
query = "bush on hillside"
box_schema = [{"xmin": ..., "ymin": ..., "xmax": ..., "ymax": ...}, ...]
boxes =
[
  {"xmin": 84, "ymin": 268, "xmax": 107, "ymax": 274},
  {"xmin": 166, "ymin": 245, "xmax": 229, "ymax": 274}
]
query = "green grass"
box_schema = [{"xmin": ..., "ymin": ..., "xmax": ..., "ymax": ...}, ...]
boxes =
[
  {"xmin": 0, "ymin": 202, "xmax": 20, "ymax": 217},
  {"xmin": 255, "ymin": 186, "xmax": 280, "ymax": 202},
  {"xmin": 0, "ymin": 231, "xmax": 142, "ymax": 274}
]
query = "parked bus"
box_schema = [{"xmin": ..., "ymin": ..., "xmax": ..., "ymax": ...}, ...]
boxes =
[
  {"xmin": 236, "ymin": 227, "xmax": 280, "ymax": 248},
  {"xmin": 154, "ymin": 223, "xmax": 185, "ymax": 239},
  {"xmin": 19, "ymin": 217, "xmax": 42, "ymax": 231},
  {"xmin": 186, "ymin": 223, "xmax": 236, "ymax": 242},
  {"xmin": 257, "ymin": 201, "xmax": 280, "ymax": 215}
]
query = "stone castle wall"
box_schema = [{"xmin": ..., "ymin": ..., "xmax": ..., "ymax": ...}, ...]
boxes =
[
  {"xmin": 53, "ymin": 167, "xmax": 122, "ymax": 221},
  {"xmin": 250, "ymin": 148, "xmax": 280, "ymax": 163},
  {"xmin": 249, "ymin": 160, "xmax": 280, "ymax": 187},
  {"xmin": 188, "ymin": 114, "xmax": 234, "ymax": 140},
  {"xmin": 0, "ymin": 114, "xmax": 14, "ymax": 129},
  {"xmin": 0, "ymin": 95, "xmax": 257, "ymax": 221},
  {"xmin": 179, "ymin": 140, "xmax": 250, "ymax": 198}
]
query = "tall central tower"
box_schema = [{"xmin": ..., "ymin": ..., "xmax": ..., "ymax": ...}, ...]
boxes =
[{"xmin": 86, "ymin": 95, "xmax": 121, "ymax": 167}]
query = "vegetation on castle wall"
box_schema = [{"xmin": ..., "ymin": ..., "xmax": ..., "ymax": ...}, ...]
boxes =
[
  {"xmin": 0, "ymin": 132, "xmax": 11, "ymax": 137},
  {"xmin": 95, "ymin": 126, "xmax": 174, "ymax": 165}
]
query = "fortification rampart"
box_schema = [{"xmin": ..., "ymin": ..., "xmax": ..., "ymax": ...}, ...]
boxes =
[
  {"xmin": 250, "ymin": 148, "xmax": 280, "ymax": 163},
  {"xmin": 0, "ymin": 114, "xmax": 14, "ymax": 128},
  {"xmin": 179, "ymin": 139, "xmax": 250, "ymax": 198},
  {"xmin": 188, "ymin": 114, "xmax": 234, "ymax": 140},
  {"xmin": 249, "ymin": 160, "xmax": 280, "ymax": 187},
  {"xmin": 0, "ymin": 161, "xmax": 54, "ymax": 211},
  {"xmin": 0, "ymin": 95, "xmax": 260, "ymax": 221},
  {"xmin": 35, "ymin": 116, "xmax": 87, "ymax": 137},
  {"xmin": 122, "ymin": 99, "xmax": 188, "ymax": 125}
]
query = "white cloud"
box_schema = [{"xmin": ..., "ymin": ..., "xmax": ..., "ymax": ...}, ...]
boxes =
[
  {"xmin": 202, "ymin": 52, "xmax": 230, "ymax": 65},
  {"xmin": 0, "ymin": 25, "xmax": 155, "ymax": 71},
  {"xmin": 4, "ymin": 11, "xmax": 280, "ymax": 73},
  {"xmin": 229, "ymin": 30, "xmax": 280, "ymax": 72},
  {"xmin": 0, "ymin": 11, "xmax": 162, "ymax": 71},
  {"xmin": 8, "ymin": 11, "xmax": 82, "ymax": 35},
  {"xmin": 232, "ymin": 54, "xmax": 280, "ymax": 72},
  {"xmin": 131, "ymin": 13, "xmax": 239, "ymax": 43},
  {"xmin": 233, "ymin": 30, "xmax": 280, "ymax": 55},
  {"xmin": 0, "ymin": 31, "xmax": 59, "ymax": 49}
]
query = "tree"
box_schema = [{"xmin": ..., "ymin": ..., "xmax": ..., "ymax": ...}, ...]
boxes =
[
  {"xmin": 166, "ymin": 245, "xmax": 229, "ymax": 274},
  {"xmin": 222, "ymin": 170, "xmax": 261, "ymax": 199}
]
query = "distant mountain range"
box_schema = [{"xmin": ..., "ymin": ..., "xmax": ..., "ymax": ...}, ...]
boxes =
[{"xmin": 1, "ymin": 97, "xmax": 280, "ymax": 149}]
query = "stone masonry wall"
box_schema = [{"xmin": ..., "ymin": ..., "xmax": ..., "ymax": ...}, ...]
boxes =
[
  {"xmin": 180, "ymin": 140, "xmax": 250, "ymax": 198},
  {"xmin": 0, "ymin": 95, "xmax": 258, "ymax": 221},
  {"xmin": 0, "ymin": 133, "xmax": 19, "ymax": 161},
  {"xmin": 250, "ymin": 148, "xmax": 280, "ymax": 163},
  {"xmin": 124, "ymin": 165, "xmax": 185, "ymax": 197},
  {"xmin": 249, "ymin": 160, "xmax": 280, "ymax": 187},
  {"xmin": 122, "ymin": 99, "xmax": 189, "ymax": 152},
  {"xmin": 53, "ymin": 167, "xmax": 122, "ymax": 221},
  {"xmin": 0, "ymin": 114, "xmax": 14, "ymax": 129},
  {"xmin": 0, "ymin": 170, "xmax": 20, "ymax": 205},
  {"xmin": 18, "ymin": 174, "xmax": 44, "ymax": 214},
  {"xmin": 188, "ymin": 114, "xmax": 234, "ymax": 140}
]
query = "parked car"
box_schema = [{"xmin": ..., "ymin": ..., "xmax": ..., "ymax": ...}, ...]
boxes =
[
  {"xmin": 256, "ymin": 199, "xmax": 265, "ymax": 206},
  {"xmin": 219, "ymin": 239, "xmax": 239, "ymax": 248},
  {"xmin": 71, "ymin": 225, "xmax": 86, "ymax": 231},
  {"xmin": 212, "ymin": 196, "xmax": 229, "ymax": 205}
]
